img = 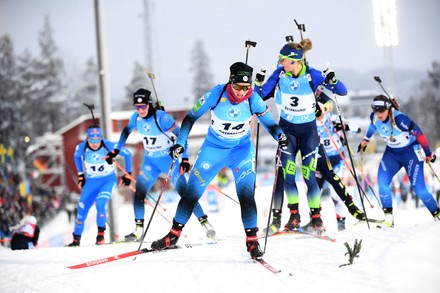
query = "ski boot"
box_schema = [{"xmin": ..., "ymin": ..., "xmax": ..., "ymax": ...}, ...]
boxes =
[
  {"xmin": 151, "ymin": 219, "xmax": 184, "ymax": 250},
  {"xmin": 96, "ymin": 226, "xmax": 105, "ymax": 245},
  {"xmin": 245, "ymin": 228, "xmax": 263, "ymax": 260},
  {"xmin": 198, "ymin": 215, "xmax": 216, "ymax": 239},
  {"xmin": 345, "ymin": 197, "xmax": 366, "ymax": 220},
  {"xmin": 310, "ymin": 207, "xmax": 326, "ymax": 235},
  {"xmin": 382, "ymin": 208, "xmax": 394, "ymax": 228},
  {"xmin": 337, "ymin": 217, "xmax": 346, "ymax": 231},
  {"xmin": 433, "ymin": 208, "xmax": 440, "ymax": 222},
  {"xmin": 284, "ymin": 204, "xmax": 301, "ymax": 231},
  {"xmin": 263, "ymin": 209, "xmax": 281, "ymax": 235},
  {"xmin": 125, "ymin": 219, "xmax": 144, "ymax": 242},
  {"xmin": 66, "ymin": 233, "xmax": 81, "ymax": 247}
]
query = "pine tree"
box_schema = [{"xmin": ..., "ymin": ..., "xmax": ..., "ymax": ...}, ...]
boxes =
[
  {"xmin": 70, "ymin": 57, "xmax": 100, "ymax": 119},
  {"xmin": 190, "ymin": 40, "xmax": 214, "ymax": 102},
  {"xmin": 0, "ymin": 34, "xmax": 20, "ymax": 154},
  {"xmin": 31, "ymin": 15, "xmax": 66, "ymax": 135},
  {"xmin": 403, "ymin": 61, "xmax": 440, "ymax": 146},
  {"xmin": 119, "ymin": 61, "xmax": 146, "ymax": 110}
]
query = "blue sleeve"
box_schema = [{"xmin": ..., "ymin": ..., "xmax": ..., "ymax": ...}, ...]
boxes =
[
  {"xmin": 250, "ymin": 93, "xmax": 283, "ymax": 141},
  {"xmin": 394, "ymin": 112, "xmax": 431, "ymax": 154},
  {"xmin": 157, "ymin": 110, "xmax": 190, "ymax": 158},
  {"xmin": 73, "ymin": 142, "xmax": 86, "ymax": 174},
  {"xmin": 394, "ymin": 112, "xmax": 415, "ymax": 132},
  {"xmin": 116, "ymin": 112, "xmax": 138, "ymax": 150},
  {"xmin": 254, "ymin": 67, "xmax": 283, "ymax": 101},
  {"xmin": 176, "ymin": 84, "xmax": 224, "ymax": 146},
  {"xmin": 156, "ymin": 110, "xmax": 176, "ymax": 131},
  {"xmin": 309, "ymin": 67, "xmax": 347, "ymax": 96},
  {"xmin": 364, "ymin": 112, "xmax": 377, "ymax": 140}
]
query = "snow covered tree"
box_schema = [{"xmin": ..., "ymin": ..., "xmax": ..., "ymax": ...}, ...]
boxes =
[
  {"xmin": 190, "ymin": 40, "xmax": 214, "ymax": 102},
  {"xmin": 403, "ymin": 61, "xmax": 440, "ymax": 147},
  {"xmin": 0, "ymin": 34, "xmax": 22, "ymax": 157},
  {"xmin": 29, "ymin": 15, "xmax": 66, "ymax": 135},
  {"xmin": 70, "ymin": 57, "xmax": 99, "ymax": 118},
  {"xmin": 118, "ymin": 61, "xmax": 146, "ymax": 110}
]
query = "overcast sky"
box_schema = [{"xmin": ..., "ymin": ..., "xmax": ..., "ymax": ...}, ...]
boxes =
[{"xmin": 1, "ymin": 0, "xmax": 439, "ymax": 108}]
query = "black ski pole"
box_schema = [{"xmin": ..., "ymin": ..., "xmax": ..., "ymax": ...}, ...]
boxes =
[
  {"xmin": 324, "ymin": 80, "xmax": 370, "ymax": 228},
  {"xmin": 83, "ymin": 103, "xmax": 98, "ymax": 125},
  {"xmin": 243, "ymin": 39, "xmax": 261, "ymax": 181},
  {"xmin": 244, "ymin": 39, "xmax": 257, "ymax": 64},
  {"xmin": 373, "ymin": 76, "xmax": 399, "ymax": 110},
  {"xmin": 135, "ymin": 160, "xmax": 176, "ymax": 254},
  {"xmin": 263, "ymin": 147, "xmax": 282, "ymax": 253},
  {"xmin": 145, "ymin": 68, "xmax": 161, "ymax": 109},
  {"xmin": 294, "ymin": 19, "xmax": 307, "ymax": 64},
  {"xmin": 294, "ymin": 19, "xmax": 306, "ymax": 42}
]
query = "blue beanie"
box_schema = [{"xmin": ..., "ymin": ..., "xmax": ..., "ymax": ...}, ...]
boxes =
[
  {"xmin": 87, "ymin": 126, "xmax": 103, "ymax": 139},
  {"xmin": 279, "ymin": 44, "xmax": 304, "ymax": 61}
]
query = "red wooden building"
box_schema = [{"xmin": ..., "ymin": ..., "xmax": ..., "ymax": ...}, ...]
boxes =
[{"xmin": 26, "ymin": 107, "xmax": 209, "ymax": 199}]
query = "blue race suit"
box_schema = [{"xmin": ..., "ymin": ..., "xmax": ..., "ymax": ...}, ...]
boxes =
[
  {"xmin": 73, "ymin": 140, "xmax": 132, "ymax": 235},
  {"xmin": 115, "ymin": 110, "xmax": 206, "ymax": 221},
  {"xmin": 173, "ymin": 84, "xmax": 283, "ymax": 229},
  {"xmin": 316, "ymin": 112, "xmax": 352, "ymax": 218},
  {"xmin": 364, "ymin": 110, "xmax": 438, "ymax": 214},
  {"xmin": 255, "ymin": 65, "xmax": 347, "ymax": 210}
]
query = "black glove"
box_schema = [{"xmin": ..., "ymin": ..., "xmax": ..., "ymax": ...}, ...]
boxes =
[
  {"xmin": 323, "ymin": 68, "xmax": 336, "ymax": 84},
  {"xmin": 78, "ymin": 174, "xmax": 85, "ymax": 188},
  {"xmin": 356, "ymin": 127, "xmax": 361, "ymax": 134},
  {"xmin": 255, "ymin": 68, "xmax": 266, "ymax": 86},
  {"xmin": 278, "ymin": 133, "xmax": 288, "ymax": 149},
  {"xmin": 121, "ymin": 173, "xmax": 132, "ymax": 186},
  {"xmin": 315, "ymin": 105, "xmax": 323, "ymax": 118},
  {"xmin": 169, "ymin": 144, "xmax": 184, "ymax": 160},
  {"xmin": 426, "ymin": 153, "xmax": 436, "ymax": 164},
  {"xmin": 105, "ymin": 149, "xmax": 120, "ymax": 164},
  {"xmin": 333, "ymin": 122, "xmax": 344, "ymax": 131},
  {"xmin": 180, "ymin": 158, "xmax": 191, "ymax": 174}
]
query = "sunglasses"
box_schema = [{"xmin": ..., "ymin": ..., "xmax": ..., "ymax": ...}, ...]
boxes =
[
  {"xmin": 88, "ymin": 139, "xmax": 101, "ymax": 144},
  {"xmin": 232, "ymin": 84, "xmax": 251, "ymax": 91},
  {"xmin": 134, "ymin": 105, "xmax": 148, "ymax": 110},
  {"xmin": 278, "ymin": 56, "xmax": 287, "ymax": 62},
  {"xmin": 371, "ymin": 106, "xmax": 388, "ymax": 113}
]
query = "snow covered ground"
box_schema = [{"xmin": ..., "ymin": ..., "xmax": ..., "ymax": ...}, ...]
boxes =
[{"xmin": 1, "ymin": 182, "xmax": 439, "ymax": 293}]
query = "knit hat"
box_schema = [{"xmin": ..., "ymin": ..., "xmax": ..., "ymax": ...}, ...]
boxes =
[
  {"xmin": 229, "ymin": 62, "xmax": 253, "ymax": 84},
  {"xmin": 279, "ymin": 44, "xmax": 304, "ymax": 61},
  {"xmin": 133, "ymin": 88, "xmax": 152, "ymax": 105}
]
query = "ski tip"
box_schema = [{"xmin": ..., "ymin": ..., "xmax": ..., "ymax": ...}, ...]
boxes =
[{"xmin": 67, "ymin": 265, "xmax": 80, "ymax": 270}]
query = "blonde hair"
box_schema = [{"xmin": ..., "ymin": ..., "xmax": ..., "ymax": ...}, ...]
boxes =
[{"xmin": 288, "ymin": 39, "xmax": 312, "ymax": 54}]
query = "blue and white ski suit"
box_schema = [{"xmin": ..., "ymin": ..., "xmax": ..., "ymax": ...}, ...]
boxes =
[
  {"xmin": 364, "ymin": 110, "xmax": 438, "ymax": 214},
  {"xmin": 256, "ymin": 65, "xmax": 347, "ymax": 210},
  {"xmin": 73, "ymin": 140, "xmax": 132, "ymax": 235},
  {"xmin": 173, "ymin": 84, "xmax": 284, "ymax": 229},
  {"xmin": 115, "ymin": 110, "xmax": 207, "ymax": 222},
  {"xmin": 316, "ymin": 112, "xmax": 351, "ymax": 217}
]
